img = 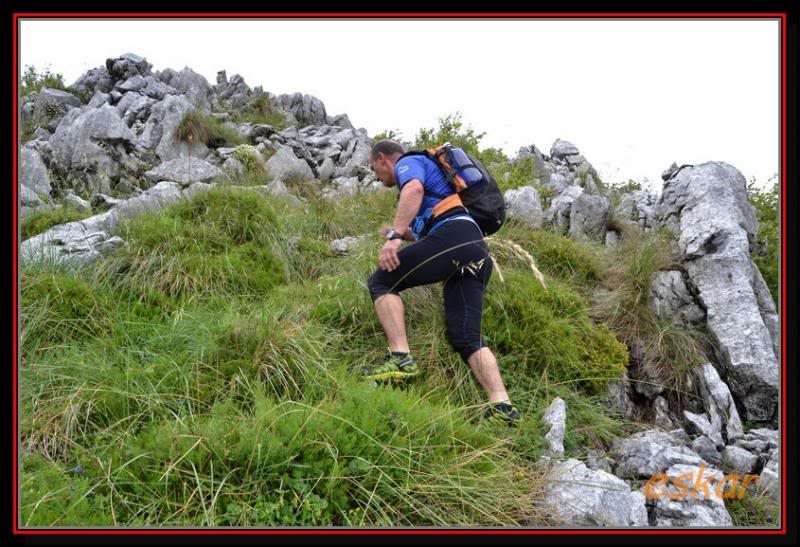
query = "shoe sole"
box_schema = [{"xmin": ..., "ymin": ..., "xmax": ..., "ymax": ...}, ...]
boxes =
[
  {"xmin": 362, "ymin": 370, "xmax": 419, "ymax": 381},
  {"xmin": 484, "ymin": 413, "xmax": 521, "ymax": 427}
]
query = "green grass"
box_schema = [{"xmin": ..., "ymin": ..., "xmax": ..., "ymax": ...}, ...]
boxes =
[
  {"xmin": 726, "ymin": 491, "xmax": 780, "ymax": 527},
  {"xmin": 227, "ymin": 94, "xmax": 289, "ymax": 130},
  {"xmin": 590, "ymin": 227, "xmax": 709, "ymax": 408},
  {"xmin": 21, "ymin": 65, "xmax": 68, "ymax": 97},
  {"xmin": 21, "ymin": 205, "xmax": 93, "ymax": 241},
  {"xmin": 177, "ymin": 110, "xmax": 249, "ymax": 149},
  {"xmin": 482, "ymin": 271, "xmax": 628, "ymax": 396},
  {"xmin": 747, "ymin": 178, "xmax": 779, "ymax": 307},
  {"xmin": 93, "ymin": 186, "xmax": 285, "ymax": 302},
  {"xmin": 496, "ymin": 219, "xmax": 605, "ymax": 289},
  {"xmin": 20, "ymin": 182, "xmax": 647, "ymax": 527},
  {"xmin": 18, "ymin": 106, "xmax": 774, "ymax": 526}
]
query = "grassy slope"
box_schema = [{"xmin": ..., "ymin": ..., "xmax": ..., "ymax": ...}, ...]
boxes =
[{"xmin": 20, "ymin": 185, "xmax": 643, "ymax": 527}]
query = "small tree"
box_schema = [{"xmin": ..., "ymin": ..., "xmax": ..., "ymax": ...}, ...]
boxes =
[
  {"xmin": 414, "ymin": 112, "xmax": 484, "ymax": 157},
  {"xmin": 747, "ymin": 176, "xmax": 780, "ymax": 307},
  {"xmin": 414, "ymin": 112, "xmax": 508, "ymax": 166},
  {"xmin": 371, "ymin": 129, "xmax": 404, "ymax": 143},
  {"xmin": 21, "ymin": 64, "xmax": 67, "ymax": 97}
]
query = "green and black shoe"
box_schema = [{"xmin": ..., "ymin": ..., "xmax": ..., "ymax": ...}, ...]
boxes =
[
  {"xmin": 483, "ymin": 401, "xmax": 522, "ymax": 427},
  {"xmin": 361, "ymin": 350, "xmax": 419, "ymax": 382}
]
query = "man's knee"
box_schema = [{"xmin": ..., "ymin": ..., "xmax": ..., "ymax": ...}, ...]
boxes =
[
  {"xmin": 448, "ymin": 331, "xmax": 488, "ymax": 364},
  {"xmin": 367, "ymin": 269, "xmax": 399, "ymax": 303}
]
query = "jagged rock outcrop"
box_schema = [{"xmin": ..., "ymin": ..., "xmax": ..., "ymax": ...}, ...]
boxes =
[
  {"xmin": 649, "ymin": 270, "xmax": 706, "ymax": 326},
  {"xmin": 19, "ymin": 176, "xmax": 313, "ymax": 267},
  {"xmin": 30, "ymin": 88, "xmax": 82, "ymax": 132},
  {"xmin": 653, "ymin": 396, "xmax": 675, "ymax": 429},
  {"xmin": 137, "ymin": 94, "xmax": 207, "ymax": 161},
  {"xmin": 114, "ymin": 91, "xmax": 158, "ymax": 129},
  {"xmin": 616, "ymin": 190, "xmax": 657, "ymax": 231},
  {"xmin": 568, "ymin": 192, "xmax": 610, "ymax": 242},
  {"xmin": 22, "ymin": 181, "xmax": 188, "ymax": 265},
  {"xmin": 542, "ymin": 397, "xmax": 567, "ymax": 459},
  {"xmin": 48, "ymin": 103, "xmax": 138, "ymax": 195},
  {"xmin": 550, "ymin": 138, "xmax": 580, "ymax": 160},
  {"xmin": 542, "ymin": 459, "xmax": 649, "ymax": 527},
  {"xmin": 757, "ymin": 445, "xmax": 780, "ymax": 501},
  {"xmin": 273, "ymin": 92, "xmax": 353, "ymax": 129},
  {"xmin": 649, "ymin": 463, "xmax": 733, "ymax": 526},
  {"xmin": 156, "ymin": 67, "xmax": 216, "ymax": 111},
  {"xmin": 611, "ymin": 430, "xmax": 706, "ymax": 479},
  {"xmin": 69, "ymin": 66, "xmax": 115, "ymax": 99},
  {"xmin": 114, "ymin": 74, "xmax": 178, "ymax": 102},
  {"xmin": 143, "ymin": 157, "xmax": 225, "ymax": 186},
  {"xmin": 546, "ymin": 184, "xmax": 584, "ymax": 232},
  {"xmin": 504, "ymin": 186, "xmax": 544, "ymax": 229},
  {"xmin": 22, "ymin": 53, "xmax": 379, "ymax": 207},
  {"xmin": 604, "ymin": 370, "xmax": 636, "ymax": 420},
  {"xmin": 690, "ymin": 363, "xmax": 744, "ymax": 445},
  {"xmin": 20, "ymin": 148, "xmax": 53, "ymax": 208},
  {"xmin": 654, "ymin": 161, "xmax": 779, "ymax": 423},
  {"xmin": 265, "ymin": 145, "xmax": 315, "ymax": 182},
  {"xmin": 106, "ymin": 52, "xmax": 153, "ymax": 80}
]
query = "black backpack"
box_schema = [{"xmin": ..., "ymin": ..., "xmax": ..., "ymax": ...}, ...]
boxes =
[{"xmin": 399, "ymin": 143, "xmax": 507, "ymax": 236}]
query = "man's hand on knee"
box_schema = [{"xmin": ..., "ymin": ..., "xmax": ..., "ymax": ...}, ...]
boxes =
[{"xmin": 379, "ymin": 239, "xmax": 403, "ymax": 271}]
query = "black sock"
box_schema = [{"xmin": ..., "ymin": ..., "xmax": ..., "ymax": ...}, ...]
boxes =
[{"xmin": 391, "ymin": 351, "xmax": 409, "ymax": 357}]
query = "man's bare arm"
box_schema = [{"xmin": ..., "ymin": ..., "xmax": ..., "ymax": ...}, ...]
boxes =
[{"xmin": 393, "ymin": 179, "xmax": 424, "ymax": 240}]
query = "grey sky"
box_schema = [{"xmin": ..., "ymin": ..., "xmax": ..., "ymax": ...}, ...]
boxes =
[{"xmin": 19, "ymin": 18, "xmax": 781, "ymax": 191}]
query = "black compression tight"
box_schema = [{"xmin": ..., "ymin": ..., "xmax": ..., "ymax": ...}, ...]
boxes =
[{"xmin": 367, "ymin": 219, "xmax": 493, "ymax": 363}]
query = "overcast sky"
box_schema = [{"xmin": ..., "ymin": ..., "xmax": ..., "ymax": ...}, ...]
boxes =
[{"xmin": 19, "ymin": 18, "xmax": 780, "ymax": 191}]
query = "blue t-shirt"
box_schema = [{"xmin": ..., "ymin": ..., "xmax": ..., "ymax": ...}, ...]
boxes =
[{"xmin": 394, "ymin": 155, "xmax": 462, "ymax": 240}]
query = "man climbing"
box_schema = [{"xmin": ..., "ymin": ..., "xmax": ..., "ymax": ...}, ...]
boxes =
[{"xmin": 363, "ymin": 139, "xmax": 521, "ymax": 426}]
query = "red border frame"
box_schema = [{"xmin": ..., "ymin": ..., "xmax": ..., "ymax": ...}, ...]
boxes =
[{"xmin": 12, "ymin": 12, "xmax": 788, "ymax": 536}]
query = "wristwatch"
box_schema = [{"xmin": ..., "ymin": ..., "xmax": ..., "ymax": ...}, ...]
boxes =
[{"xmin": 385, "ymin": 229, "xmax": 404, "ymax": 241}]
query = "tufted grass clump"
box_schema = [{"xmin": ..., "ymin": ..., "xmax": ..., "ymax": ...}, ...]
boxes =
[
  {"xmin": 20, "ymin": 267, "xmax": 114, "ymax": 351},
  {"xmin": 229, "ymin": 144, "xmax": 268, "ymax": 186},
  {"xmin": 497, "ymin": 220, "xmax": 605, "ymax": 289},
  {"xmin": 591, "ymin": 227, "xmax": 709, "ymax": 405},
  {"xmin": 726, "ymin": 490, "xmax": 780, "ymax": 527},
  {"xmin": 94, "ymin": 186, "xmax": 285, "ymax": 302},
  {"xmin": 483, "ymin": 271, "xmax": 628, "ymax": 396},
  {"xmin": 207, "ymin": 304, "xmax": 341, "ymax": 401},
  {"xmin": 230, "ymin": 94, "xmax": 289, "ymax": 130},
  {"xmin": 21, "ymin": 204, "xmax": 94, "ymax": 241},
  {"xmin": 177, "ymin": 110, "xmax": 248, "ymax": 149}
]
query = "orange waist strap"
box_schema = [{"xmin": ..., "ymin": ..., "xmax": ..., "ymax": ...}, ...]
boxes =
[{"xmin": 431, "ymin": 193, "xmax": 464, "ymax": 217}]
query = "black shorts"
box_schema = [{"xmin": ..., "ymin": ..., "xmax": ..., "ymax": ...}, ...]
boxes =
[{"xmin": 367, "ymin": 218, "xmax": 493, "ymax": 363}]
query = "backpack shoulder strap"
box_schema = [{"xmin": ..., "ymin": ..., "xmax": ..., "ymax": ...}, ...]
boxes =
[
  {"xmin": 397, "ymin": 150, "xmax": 426, "ymax": 161},
  {"xmin": 395, "ymin": 150, "xmax": 450, "ymax": 199}
]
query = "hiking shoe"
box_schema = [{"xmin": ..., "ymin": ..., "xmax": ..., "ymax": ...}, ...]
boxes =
[
  {"xmin": 483, "ymin": 402, "xmax": 521, "ymax": 427},
  {"xmin": 361, "ymin": 350, "xmax": 419, "ymax": 381}
]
